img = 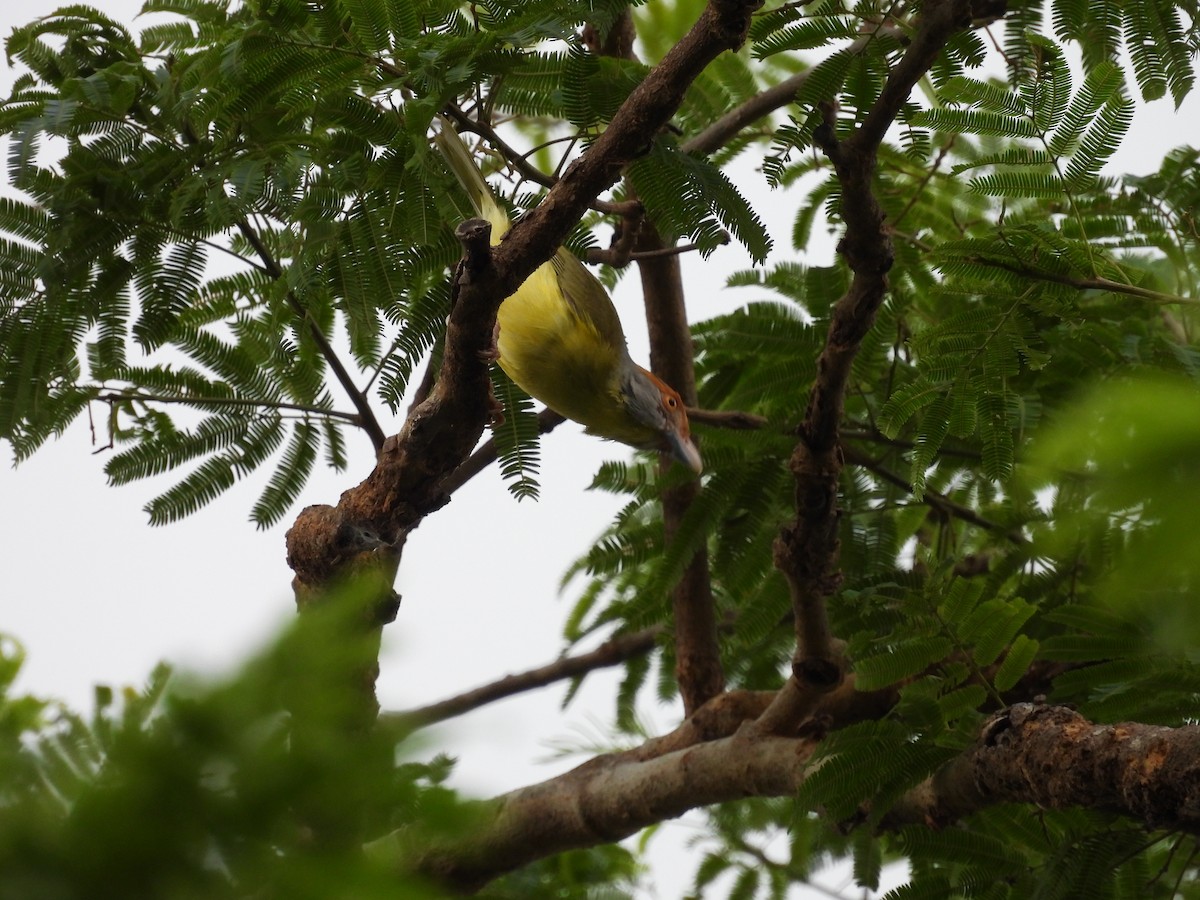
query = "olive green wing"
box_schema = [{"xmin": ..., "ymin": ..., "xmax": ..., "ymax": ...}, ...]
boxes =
[{"xmin": 549, "ymin": 249, "xmax": 629, "ymax": 354}]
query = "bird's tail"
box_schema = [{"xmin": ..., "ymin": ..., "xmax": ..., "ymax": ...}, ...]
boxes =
[{"xmin": 433, "ymin": 119, "xmax": 511, "ymax": 239}]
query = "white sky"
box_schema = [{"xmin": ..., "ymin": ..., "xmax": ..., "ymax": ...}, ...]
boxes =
[{"xmin": 0, "ymin": 2, "xmax": 1196, "ymax": 897}]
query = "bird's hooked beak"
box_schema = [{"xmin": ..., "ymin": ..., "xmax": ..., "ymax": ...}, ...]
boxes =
[{"xmin": 664, "ymin": 425, "xmax": 703, "ymax": 474}]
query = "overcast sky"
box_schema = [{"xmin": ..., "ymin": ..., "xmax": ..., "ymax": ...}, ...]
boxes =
[{"xmin": 1, "ymin": 3, "xmax": 1196, "ymax": 897}]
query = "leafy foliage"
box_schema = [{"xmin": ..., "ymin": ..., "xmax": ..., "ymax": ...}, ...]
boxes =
[
  {"xmin": 0, "ymin": 592, "xmax": 471, "ymax": 899},
  {"xmin": 489, "ymin": 368, "xmax": 542, "ymax": 500}
]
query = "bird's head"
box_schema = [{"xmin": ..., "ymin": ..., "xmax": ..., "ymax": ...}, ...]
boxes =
[{"xmin": 620, "ymin": 366, "xmax": 703, "ymax": 474}]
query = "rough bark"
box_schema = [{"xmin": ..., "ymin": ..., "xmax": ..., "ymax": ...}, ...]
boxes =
[
  {"xmin": 409, "ymin": 679, "xmax": 895, "ymax": 890},
  {"xmin": 407, "ymin": 700, "xmax": 1200, "ymax": 891},
  {"xmin": 892, "ymin": 704, "xmax": 1200, "ymax": 832}
]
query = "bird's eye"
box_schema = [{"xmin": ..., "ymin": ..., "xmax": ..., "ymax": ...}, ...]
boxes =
[{"xmin": 666, "ymin": 396, "xmax": 677, "ymax": 408}]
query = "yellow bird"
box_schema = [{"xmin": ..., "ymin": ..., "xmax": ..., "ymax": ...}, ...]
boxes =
[{"xmin": 435, "ymin": 123, "xmax": 702, "ymax": 474}]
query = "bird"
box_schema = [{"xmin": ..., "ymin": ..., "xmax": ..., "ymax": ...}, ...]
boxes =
[{"xmin": 434, "ymin": 122, "xmax": 702, "ymax": 474}]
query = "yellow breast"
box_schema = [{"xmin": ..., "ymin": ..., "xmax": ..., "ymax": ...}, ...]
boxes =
[{"xmin": 496, "ymin": 259, "xmax": 624, "ymax": 432}]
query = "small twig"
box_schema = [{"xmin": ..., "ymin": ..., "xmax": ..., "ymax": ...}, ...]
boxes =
[
  {"xmin": 585, "ymin": 201, "xmax": 644, "ymax": 267},
  {"xmin": 96, "ymin": 389, "xmax": 361, "ymax": 423},
  {"xmin": 445, "ymin": 106, "xmax": 640, "ymax": 217},
  {"xmin": 591, "ymin": 231, "xmax": 731, "ymax": 265},
  {"xmin": 892, "ymin": 228, "xmax": 1199, "ymax": 307},
  {"xmin": 235, "ymin": 220, "xmax": 388, "ymax": 453},
  {"xmin": 440, "ymin": 407, "xmax": 566, "ymax": 497},
  {"xmin": 843, "ymin": 444, "xmax": 1027, "ymax": 543},
  {"xmin": 892, "ymin": 139, "xmax": 954, "ymax": 228},
  {"xmin": 686, "ymin": 407, "xmax": 768, "ymax": 430},
  {"xmin": 841, "ymin": 426, "xmax": 982, "ymax": 461},
  {"xmin": 681, "ymin": 26, "xmax": 901, "ymax": 157}
]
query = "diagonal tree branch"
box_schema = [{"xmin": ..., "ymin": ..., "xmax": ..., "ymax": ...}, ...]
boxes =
[
  {"xmin": 388, "ymin": 626, "xmax": 664, "ymax": 729},
  {"xmin": 681, "ymin": 24, "xmax": 906, "ymax": 158},
  {"xmin": 842, "ymin": 444, "xmax": 1028, "ymax": 543},
  {"xmin": 444, "ymin": 105, "xmax": 641, "ymax": 217},
  {"xmin": 439, "ymin": 408, "xmax": 567, "ymax": 498}
]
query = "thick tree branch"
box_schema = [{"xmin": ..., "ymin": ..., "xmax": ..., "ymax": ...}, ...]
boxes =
[
  {"xmin": 410, "ymin": 731, "xmax": 817, "ymax": 890},
  {"xmin": 388, "ymin": 626, "xmax": 664, "ymax": 729},
  {"xmin": 405, "ymin": 678, "xmax": 895, "ymax": 891},
  {"xmin": 889, "ymin": 704, "xmax": 1200, "ymax": 833},
  {"xmin": 405, "ymin": 689, "xmax": 1200, "ymax": 892},
  {"xmin": 393, "ymin": 653, "xmax": 1084, "ymax": 891},
  {"xmin": 767, "ymin": 0, "xmax": 974, "ymax": 726},
  {"xmin": 581, "ymin": 5, "xmax": 728, "ymax": 717}
]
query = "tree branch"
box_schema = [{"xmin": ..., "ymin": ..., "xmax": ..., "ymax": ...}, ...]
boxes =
[
  {"xmin": 388, "ymin": 626, "xmax": 664, "ymax": 729},
  {"xmin": 408, "ymin": 731, "xmax": 817, "ymax": 890},
  {"xmin": 686, "ymin": 407, "xmax": 769, "ymax": 430},
  {"xmin": 681, "ymin": 26, "xmax": 902, "ymax": 157},
  {"xmin": 888, "ymin": 704, "xmax": 1200, "ymax": 833},
  {"xmin": 768, "ymin": 0, "xmax": 974, "ymax": 723},
  {"xmin": 439, "ymin": 408, "xmax": 567, "ymax": 498},
  {"xmin": 842, "ymin": 427, "xmax": 984, "ymax": 462},
  {"xmin": 893, "ymin": 228, "xmax": 1200, "ymax": 307},
  {"xmin": 402, "ymin": 690, "xmax": 1198, "ymax": 893},
  {"xmin": 586, "ymin": 3, "xmax": 729, "ymax": 717},
  {"xmin": 402, "ymin": 678, "xmax": 895, "ymax": 891},
  {"xmin": 842, "ymin": 444, "xmax": 1028, "ymax": 543},
  {"xmin": 444, "ymin": 106, "xmax": 641, "ymax": 218}
]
